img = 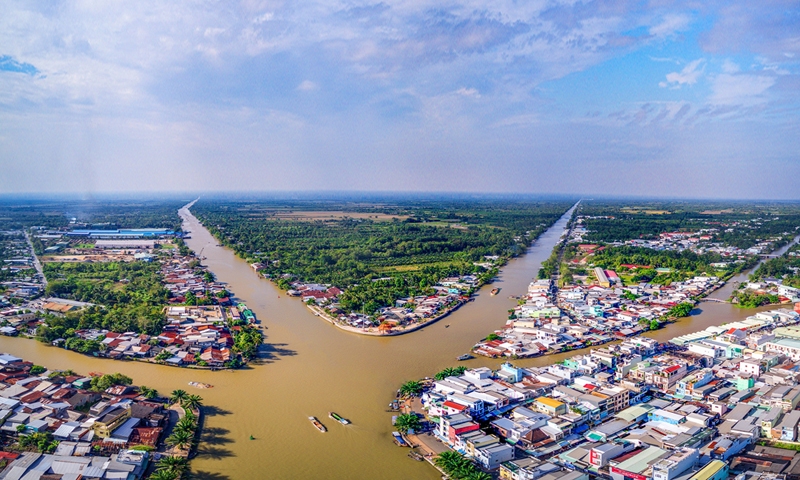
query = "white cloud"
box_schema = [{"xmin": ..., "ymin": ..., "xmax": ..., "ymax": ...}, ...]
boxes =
[
  {"xmin": 455, "ymin": 87, "xmax": 480, "ymax": 98},
  {"xmin": 710, "ymin": 73, "xmax": 774, "ymax": 105},
  {"xmin": 297, "ymin": 80, "xmax": 318, "ymax": 91},
  {"xmin": 659, "ymin": 58, "xmax": 704, "ymax": 88},
  {"xmin": 649, "ymin": 14, "xmax": 690, "ymax": 38},
  {"xmin": 253, "ymin": 12, "xmax": 274, "ymax": 24},
  {"xmin": 721, "ymin": 60, "xmax": 740, "ymax": 73}
]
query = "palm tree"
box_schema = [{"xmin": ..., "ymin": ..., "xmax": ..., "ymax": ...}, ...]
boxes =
[
  {"xmin": 149, "ymin": 470, "xmax": 178, "ymax": 480},
  {"xmin": 181, "ymin": 409, "xmax": 196, "ymax": 424},
  {"xmin": 181, "ymin": 394, "xmax": 203, "ymax": 411},
  {"xmin": 434, "ymin": 450, "xmax": 463, "ymax": 472},
  {"xmin": 434, "ymin": 366, "xmax": 467, "ymax": 381},
  {"xmin": 399, "ymin": 380, "xmax": 422, "ymax": 397},
  {"xmin": 139, "ymin": 385, "xmax": 157, "ymax": 399},
  {"xmin": 394, "ymin": 414, "xmax": 422, "ymax": 434},
  {"xmin": 466, "ymin": 471, "xmax": 492, "ymax": 480},
  {"xmin": 174, "ymin": 417, "xmax": 196, "ymax": 435},
  {"xmin": 166, "ymin": 430, "xmax": 193, "ymax": 450},
  {"xmin": 156, "ymin": 455, "xmax": 188, "ymax": 475},
  {"xmin": 169, "ymin": 389, "xmax": 188, "ymax": 405}
]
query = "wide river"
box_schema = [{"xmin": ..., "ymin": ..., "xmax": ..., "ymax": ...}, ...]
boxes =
[{"xmin": 0, "ymin": 203, "xmax": 791, "ymax": 479}]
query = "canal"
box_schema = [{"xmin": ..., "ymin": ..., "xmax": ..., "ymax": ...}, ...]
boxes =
[{"xmin": 0, "ymin": 201, "xmax": 788, "ymax": 479}]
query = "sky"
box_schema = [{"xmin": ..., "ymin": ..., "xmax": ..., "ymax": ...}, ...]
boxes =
[{"xmin": 1, "ymin": 1, "xmax": 799, "ymax": 199}]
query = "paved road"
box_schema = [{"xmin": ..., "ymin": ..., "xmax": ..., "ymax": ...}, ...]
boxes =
[{"xmin": 24, "ymin": 230, "xmax": 47, "ymax": 288}]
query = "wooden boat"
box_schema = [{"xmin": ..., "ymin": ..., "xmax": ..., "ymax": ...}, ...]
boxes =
[
  {"xmin": 309, "ymin": 416, "xmax": 327, "ymax": 432},
  {"xmin": 456, "ymin": 354, "xmax": 473, "ymax": 361},
  {"xmin": 188, "ymin": 381, "xmax": 213, "ymax": 389},
  {"xmin": 329, "ymin": 412, "xmax": 350, "ymax": 425},
  {"xmin": 408, "ymin": 451, "xmax": 424, "ymax": 461},
  {"xmin": 392, "ymin": 431, "xmax": 407, "ymax": 447},
  {"xmin": 444, "ymin": 324, "xmax": 450, "ymax": 328},
  {"xmin": 490, "ymin": 288, "xmax": 500, "ymax": 296}
]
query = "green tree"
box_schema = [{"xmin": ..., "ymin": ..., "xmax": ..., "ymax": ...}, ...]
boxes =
[
  {"xmin": 434, "ymin": 366, "xmax": 467, "ymax": 381},
  {"xmin": 155, "ymin": 455, "xmax": 189, "ymax": 478},
  {"xmin": 169, "ymin": 389, "xmax": 188, "ymax": 405},
  {"xmin": 89, "ymin": 373, "xmax": 132, "ymax": 392},
  {"xmin": 173, "ymin": 416, "xmax": 197, "ymax": 436},
  {"xmin": 29, "ymin": 365, "xmax": 46, "ymax": 375},
  {"xmin": 149, "ymin": 470, "xmax": 179, "ymax": 480},
  {"xmin": 394, "ymin": 414, "xmax": 422, "ymax": 434},
  {"xmin": 155, "ymin": 350, "xmax": 172, "ymax": 361},
  {"xmin": 399, "ymin": 380, "xmax": 423, "ymax": 397},
  {"xmin": 181, "ymin": 394, "xmax": 203, "ymax": 411},
  {"xmin": 18, "ymin": 432, "xmax": 59, "ymax": 453},
  {"xmin": 166, "ymin": 430, "xmax": 193, "ymax": 450},
  {"xmin": 139, "ymin": 386, "xmax": 158, "ymax": 399}
]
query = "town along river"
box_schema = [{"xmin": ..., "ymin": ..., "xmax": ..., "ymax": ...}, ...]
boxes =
[{"xmin": 0, "ymin": 202, "xmax": 787, "ymax": 479}]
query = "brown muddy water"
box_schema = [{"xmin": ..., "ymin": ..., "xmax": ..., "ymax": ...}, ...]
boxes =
[{"xmin": 0, "ymin": 201, "xmax": 784, "ymax": 479}]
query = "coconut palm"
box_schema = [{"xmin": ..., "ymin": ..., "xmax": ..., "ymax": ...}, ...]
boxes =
[
  {"xmin": 434, "ymin": 366, "xmax": 467, "ymax": 381},
  {"xmin": 169, "ymin": 389, "xmax": 188, "ymax": 405},
  {"xmin": 149, "ymin": 470, "xmax": 179, "ymax": 480},
  {"xmin": 173, "ymin": 417, "xmax": 196, "ymax": 435},
  {"xmin": 434, "ymin": 450, "xmax": 463, "ymax": 472},
  {"xmin": 181, "ymin": 408, "xmax": 196, "ymax": 423},
  {"xmin": 181, "ymin": 394, "xmax": 203, "ymax": 411},
  {"xmin": 399, "ymin": 380, "xmax": 422, "ymax": 397},
  {"xmin": 166, "ymin": 430, "xmax": 193, "ymax": 450},
  {"xmin": 139, "ymin": 385, "xmax": 158, "ymax": 399},
  {"xmin": 394, "ymin": 414, "xmax": 422, "ymax": 434},
  {"xmin": 466, "ymin": 471, "xmax": 492, "ymax": 480},
  {"xmin": 156, "ymin": 455, "xmax": 188, "ymax": 474}
]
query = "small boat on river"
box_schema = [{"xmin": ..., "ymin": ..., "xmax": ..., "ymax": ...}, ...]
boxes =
[
  {"xmin": 392, "ymin": 431, "xmax": 407, "ymax": 447},
  {"xmin": 309, "ymin": 416, "xmax": 327, "ymax": 432},
  {"xmin": 188, "ymin": 381, "xmax": 213, "ymax": 389},
  {"xmin": 456, "ymin": 354, "xmax": 473, "ymax": 361},
  {"xmin": 490, "ymin": 288, "xmax": 500, "ymax": 295},
  {"xmin": 329, "ymin": 412, "xmax": 350, "ymax": 425}
]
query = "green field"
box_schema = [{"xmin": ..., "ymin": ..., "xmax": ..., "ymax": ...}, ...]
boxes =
[{"xmin": 193, "ymin": 198, "xmax": 574, "ymax": 314}]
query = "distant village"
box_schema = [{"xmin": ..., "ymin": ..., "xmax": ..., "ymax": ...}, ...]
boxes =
[
  {"xmin": 401, "ymin": 308, "xmax": 800, "ymax": 480},
  {"xmin": 472, "ymin": 216, "xmax": 796, "ymax": 359},
  {"xmin": 0, "ymin": 226, "xmax": 258, "ymax": 369}
]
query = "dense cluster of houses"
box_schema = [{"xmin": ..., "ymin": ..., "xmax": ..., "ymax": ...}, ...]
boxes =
[
  {"xmin": 0, "ymin": 230, "xmax": 44, "ymax": 302},
  {"xmin": 268, "ymin": 272, "xmax": 477, "ymax": 332},
  {"xmin": 0, "ymin": 354, "xmax": 163, "ymax": 479},
  {"xmin": 742, "ymin": 278, "xmax": 800, "ymax": 304},
  {"xmin": 63, "ymin": 305, "xmax": 250, "ymax": 368},
  {"xmin": 570, "ymin": 214, "xmax": 791, "ymax": 260},
  {"xmin": 473, "ymin": 274, "xmax": 720, "ymax": 358},
  {"xmin": 163, "ymin": 253, "xmax": 230, "ymax": 305},
  {"xmin": 419, "ymin": 311, "xmax": 800, "ymax": 480},
  {"xmin": 0, "ymin": 226, "xmax": 254, "ymax": 369}
]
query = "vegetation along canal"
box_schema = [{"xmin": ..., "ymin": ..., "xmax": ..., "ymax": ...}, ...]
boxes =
[{"xmin": 0, "ymin": 200, "xmax": 786, "ymax": 479}]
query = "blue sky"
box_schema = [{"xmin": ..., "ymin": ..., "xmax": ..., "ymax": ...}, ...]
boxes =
[{"xmin": 1, "ymin": 1, "xmax": 799, "ymax": 198}]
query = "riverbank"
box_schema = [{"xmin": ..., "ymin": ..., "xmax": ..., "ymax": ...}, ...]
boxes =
[
  {"xmin": 190, "ymin": 200, "xmax": 581, "ymax": 338},
  {"xmin": 0, "ymin": 199, "xmax": 780, "ymax": 480},
  {"xmin": 307, "ymin": 299, "xmax": 466, "ymax": 336},
  {"xmin": 398, "ymin": 306, "xmax": 800, "ymax": 478}
]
